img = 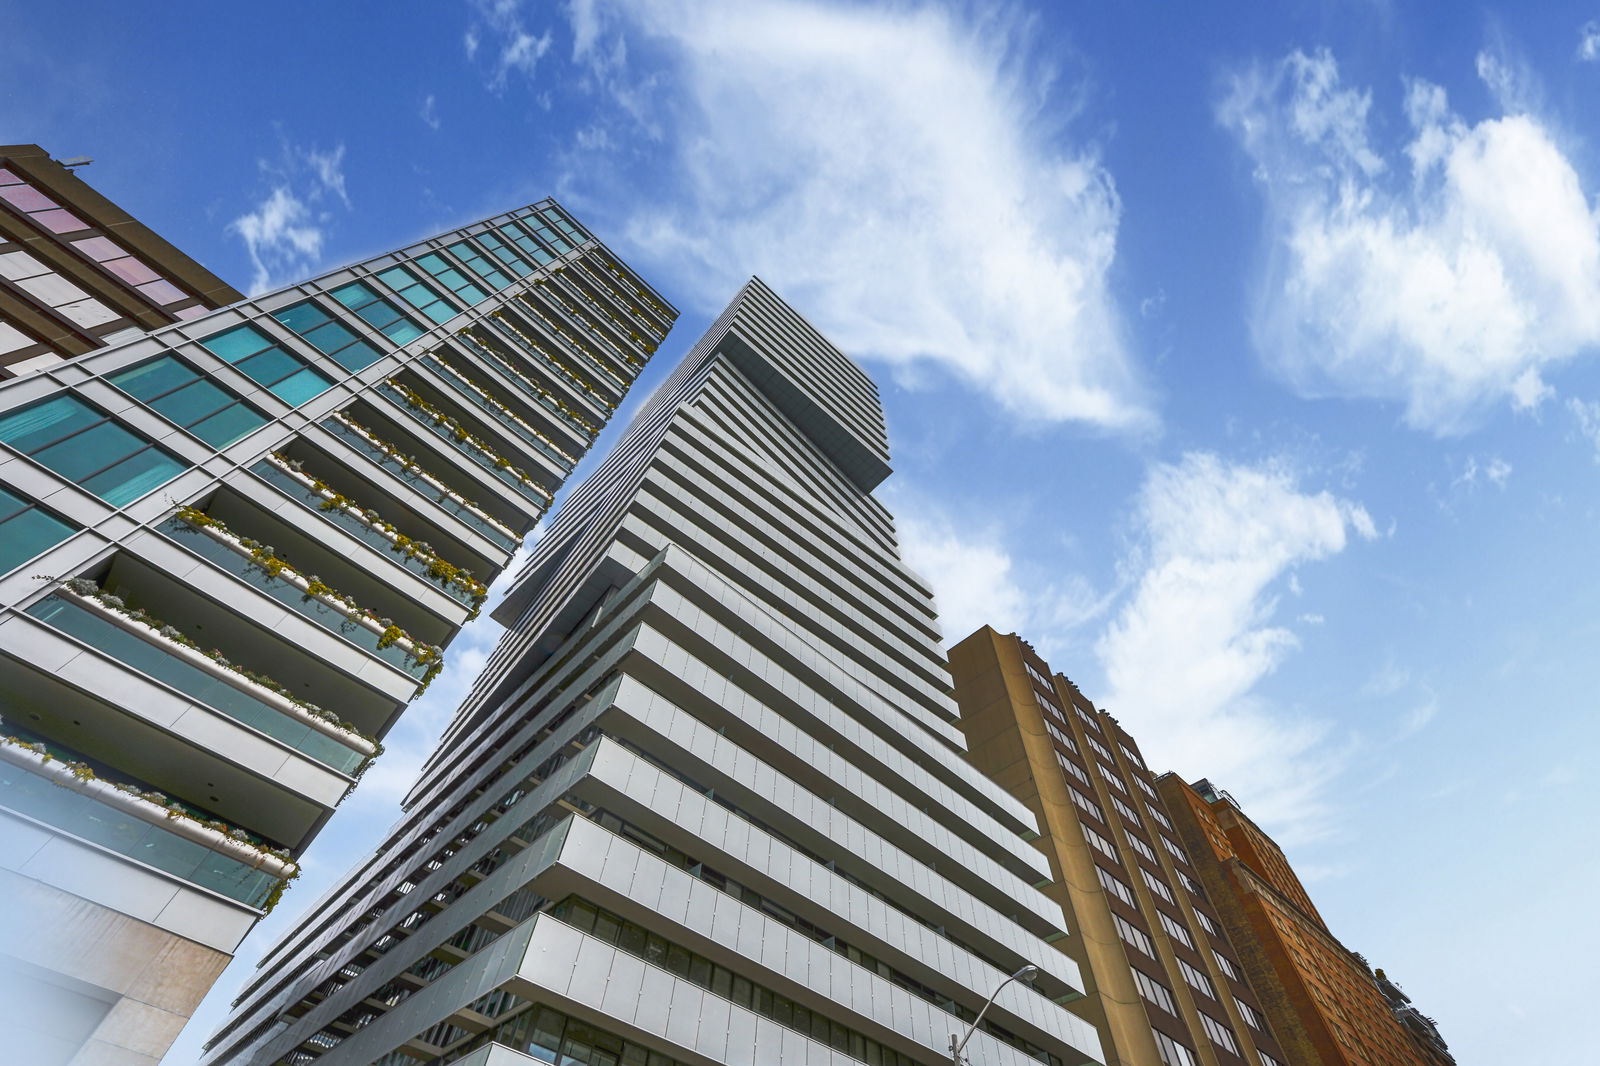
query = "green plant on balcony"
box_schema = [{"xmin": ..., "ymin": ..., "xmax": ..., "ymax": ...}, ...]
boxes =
[{"xmin": 384, "ymin": 381, "xmax": 551, "ymax": 502}]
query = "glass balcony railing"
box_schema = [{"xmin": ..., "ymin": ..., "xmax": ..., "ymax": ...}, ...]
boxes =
[
  {"xmin": 251, "ymin": 461, "xmax": 478, "ymax": 608},
  {"xmin": 322, "ymin": 418, "xmax": 519, "ymax": 552},
  {"xmin": 26, "ymin": 594, "xmax": 367, "ymax": 774},
  {"xmin": 156, "ymin": 516, "xmax": 428, "ymax": 679},
  {"xmin": 455, "ymin": 330, "xmax": 595, "ymax": 435},
  {"xmin": 418, "ymin": 355, "xmax": 574, "ymax": 471},
  {"xmin": 374, "ymin": 382, "xmax": 551, "ymax": 507},
  {"xmin": 0, "ymin": 756, "xmax": 281, "ymax": 909}
]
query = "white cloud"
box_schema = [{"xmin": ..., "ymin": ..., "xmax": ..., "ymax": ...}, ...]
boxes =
[
  {"xmin": 1222, "ymin": 48, "xmax": 1600, "ymax": 433},
  {"xmin": 420, "ymin": 93, "xmax": 442, "ymax": 131},
  {"xmin": 563, "ymin": 0, "xmax": 1152, "ymax": 432},
  {"xmin": 897, "ymin": 515, "xmax": 1032, "ymax": 645},
  {"xmin": 1095, "ymin": 453, "xmax": 1375, "ymax": 838},
  {"xmin": 467, "ymin": 0, "xmax": 554, "ymax": 89},
  {"xmin": 228, "ymin": 140, "xmax": 351, "ymax": 295},
  {"xmin": 1568, "ymin": 395, "xmax": 1600, "ymax": 459},
  {"xmin": 1453, "ymin": 454, "xmax": 1513, "ymax": 490},
  {"xmin": 1580, "ymin": 20, "xmax": 1600, "ymax": 62}
]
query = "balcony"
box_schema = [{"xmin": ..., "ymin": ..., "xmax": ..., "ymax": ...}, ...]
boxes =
[
  {"xmin": 26, "ymin": 587, "xmax": 374, "ymax": 776},
  {"xmin": 484, "ymin": 310, "xmax": 619, "ymax": 412},
  {"xmin": 417, "ymin": 353, "xmax": 575, "ymax": 472},
  {"xmin": 0, "ymin": 734, "xmax": 294, "ymax": 911},
  {"xmin": 374, "ymin": 382, "xmax": 553, "ymax": 508},
  {"xmin": 322, "ymin": 415, "xmax": 520, "ymax": 552},
  {"xmin": 156, "ymin": 509, "xmax": 441, "ymax": 685},
  {"xmin": 453, "ymin": 329, "xmax": 597, "ymax": 437},
  {"xmin": 251, "ymin": 456, "xmax": 487, "ymax": 612}
]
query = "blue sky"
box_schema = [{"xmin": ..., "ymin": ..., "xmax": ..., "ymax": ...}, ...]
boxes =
[{"xmin": 6, "ymin": 0, "xmax": 1596, "ymax": 1061}]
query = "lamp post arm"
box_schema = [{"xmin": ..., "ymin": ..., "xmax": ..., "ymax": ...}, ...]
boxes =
[{"xmin": 950, "ymin": 974, "xmax": 1020, "ymax": 1065}]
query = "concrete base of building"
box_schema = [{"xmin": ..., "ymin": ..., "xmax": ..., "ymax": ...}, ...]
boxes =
[{"xmin": 0, "ymin": 870, "xmax": 230, "ymax": 1066}]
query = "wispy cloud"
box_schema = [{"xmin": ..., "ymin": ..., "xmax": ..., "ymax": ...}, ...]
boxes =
[
  {"xmin": 1568, "ymin": 396, "xmax": 1600, "ymax": 460},
  {"xmin": 420, "ymin": 93, "xmax": 442, "ymax": 131},
  {"xmin": 228, "ymin": 139, "xmax": 352, "ymax": 295},
  {"xmin": 1580, "ymin": 20, "xmax": 1600, "ymax": 62},
  {"xmin": 466, "ymin": 0, "xmax": 554, "ymax": 90},
  {"xmin": 1095, "ymin": 453, "xmax": 1375, "ymax": 840},
  {"xmin": 1222, "ymin": 47, "xmax": 1600, "ymax": 434},
  {"xmin": 558, "ymin": 0, "xmax": 1152, "ymax": 432}
]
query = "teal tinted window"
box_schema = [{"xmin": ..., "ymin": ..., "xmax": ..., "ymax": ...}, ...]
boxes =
[
  {"xmin": 417, "ymin": 252, "xmax": 489, "ymax": 305},
  {"xmin": 376, "ymin": 266, "xmax": 460, "ymax": 325},
  {"xmin": 330, "ymin": 281, "xmax": 425, "ymax": 346},
  {"xmin": 0, "ymin": 394, "xmax": 184, "ymax": 506},
  {"xmin": 0, "ymin": 483, "xmax": 75, "ymax": 574},
  {"xmin": 497, "ymin": 221, "xmax": 554, "ymax": 265},
  {"xmin": 525, "ymin": 213, "xmax": 571, "ymax": 254},
  {"xmin": 447, "ymin": 240, "xmax": 511, "ymax": 291},
  {"xmin": 108, "ymin": 355, "xmax": 266, "ymax": 447},
  {"xmin": 540, "ymin": 206, "xmax": 587, "ymax": 243},
  {"xmin": 271, "ymin": 300, "xmax": 382, "ymax": 370},
  {"xmin": 475, "ymin": 230, "xmax": 533, "ymax": 276},
  {"xmin": 198, "ymin": 324, "xmax": 334, "ymax": 405}
]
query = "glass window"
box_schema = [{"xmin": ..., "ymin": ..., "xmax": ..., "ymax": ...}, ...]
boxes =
[
  {"xmin": 108, "ymin": 355, "xmax": 266, "ymax": 447},
  {"xmin": 198, "ymin": 324, "xmax": 333, "ymax": 405},
  {"xmin": 417, "ymin": 252, "xmax": 489, "ymax": 305},
  {"xmin": 330, "ymin": 281, "xmax": 424, "ymax": 346},
  {"xmin": 1153, "ymin": 1030, "xmax": 1197, "ymax": 1066},
  {"xmin": 376, "ymin": 265, "xmax": 460, "ymax": 324},
  {"xmin": 0, "ymin": 394, "xmax": 184, "ymax": 506},
  {"xmin": 448, "ymin": 240, "xmax": 511, "ymax": 291},
  {"xmin": 0, "ymin": 482, "xmax": 76, "ymax": 574},
  {"xmin": 1133, "ymin": 969, "xmax": 1176, "ymax": 1014},
  {"xmin": 1158, "ymin": 911, "xmax": 1194, "ymax": 949},
  {"xmin": 1200, "ymin": 1013, "xmax": 1239, "ymax": 1054},
  {"xmin": 475, "ymin": 230, "xmax": 533, "ymax": 276},
  {"xmin": 498, "ymin": 221, "xmax": 554, "ymax": 264},
  {"xmin": 272, "ymin": 300, "xmax": 382, "ymax": 370},
  {"xmin": 1179, "ymin": 958, "xmax": 1216, "ymax": 999},
  {"xmin": 1096, "ymin": 866, "xmax": 1136, "ymax": 907},
  {"xmin": 1115, "ymin": 914, "xmax": 1154, "ymax": 956},
  {"xmin": 1141, "ymin": 867, "xmax": 1175, "ymax": 904}
]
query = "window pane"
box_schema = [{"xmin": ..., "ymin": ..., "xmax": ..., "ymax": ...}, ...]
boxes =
[
  {"xmin": 34, "ymin": 419, "xmax": 144, "ymax": 480},
  {"xmin": 190, "ymin": 404, "xmax": 265, "ymax": 447},
  {"xmin": 302, "ymin": 319, "xmax": 358, "ymax": 355},
  {"xmin": 33, "ymin": 209, "xmax": 88, "ymax": 234},
  {"xmin": 329, "ymin": 340, "xmax": 382, "ymax": 371},
  {"xmin": 382, "ymin": 320, "xmax": 424, "ymax": 346},
  {"xmin": 154, "ymin": 380, "xmax": 233, "ymax": 425},
  {"xmin": 272, "ymin": 301, "xmax": 331, "ymax": 334},
  {"xmin": 0, "ymin": 497, "xmax": 75, "ymax": 574},
  {"xmin": 101, "ymin": 256, "xmax": 161, "ymax": 287},
  {"xmin": 109, "ymin": 356, "xmax": 195, "ymax": 401},
  {"xmin": 236, "ymin": 348, "xmax": 300, "ymax": 386},
  {"xmin": 84, "ymin": 449, "xmax": 184, "ymax": 506},
  {"xmin": 269, "ymin": 368, "xmax": 332, "ymax": 405},
  {"xmin": 0, "ymin": 183, "xmax": 55, "ymax": 211},
  {"xmin": 200, "ymin": 324, "xmax": 273, "ymax": 362},
  {"xmin": 70, "ymin": 236, "xmax": 123, "ymax": 261},
  {"xmin": 135, "ymin": 278, "xmax": 189, "ymax": 306},
  {"xmin": 0, "ymin": 395, "xmax": 101, "ymax": 454}
]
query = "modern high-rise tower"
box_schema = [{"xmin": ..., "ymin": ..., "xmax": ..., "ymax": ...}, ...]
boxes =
[
  {"xmin": 0, "ymin": 189, "xmax": 674, "ymax": 1066},
  {"xmin": 1, "ymin": 144, "xmax": 244, "ymax": 378},
  {"xmin": 203, "ymin": 280, "xmax": 1106, "ymax": 1066},
  {"xmin": 950, "ymin": 628, "xmax": 1288, "ymax": 1066}
]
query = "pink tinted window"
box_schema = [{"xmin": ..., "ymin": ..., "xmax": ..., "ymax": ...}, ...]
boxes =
[
  {"xmin": 173, "ymin": 304, "xmax": 211, "ymax": 321},
  {"xmin": 30, "ymin": 209, "xmax": 87, "ymax": 234},
  {"xmin": 0, "ymin": 183, "xmax": 56, "ymax": 212},
  {"xmin": 135, "ymin": 278, "xmax": 188, "ymax": 306},
  {"xmin": 0, "ymin": 168, "xmax": 22, "ymax": 185},
  {"xmin": 71, "ymin": 236, "xmax": 124, "ymax": 262},
  {"xmin": 102, "ymin": 257, "xmax": 161, "ymax": 286}
]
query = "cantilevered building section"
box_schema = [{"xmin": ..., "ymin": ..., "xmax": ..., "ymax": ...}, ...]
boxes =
[
  {"xmin": 0, "ymin": 144, "xmax": 244, "ymax": 377},
  {"xmin": 0, "ymin": 200, "xmax": 673, "ymax": 1066},
  {"xmin": 205, "ymin": 280, "xmax": 1105, "ymax": 1066},
  {"xmin": 950, "ymin": 628, "xmax": 1289, "ymax": 1066}
]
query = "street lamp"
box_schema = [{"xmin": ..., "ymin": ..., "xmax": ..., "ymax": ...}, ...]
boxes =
[{"xmin": 949, "ymin": 964, "xmax": 1039, "ymax": 1065}]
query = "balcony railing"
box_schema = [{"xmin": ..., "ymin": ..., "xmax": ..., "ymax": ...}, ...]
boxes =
[
  {"xmin": 251, "ymin": 457, "xmax": 485, "ymax": 610},
  {"xmin": 417, "ymin": 354, "xmax": 575, "ymax": 471},
  {"xmin": 375, "ymin": 381, "xmax": 552, "ymax": 507},
  {"xmin": 455, "ymin": 329, "xmax": 598, "ymax": 435},
  {"xmin": 323, "ymin": 415, "xmax": 519, "ymax": 552},
  {"xmin": 0, "ymin": 743, "xmax": 287, "ymax": 910},
  {"xmin": 27, "ymin": 591, "xmax": 371, "ymax": 775},
  {"xmin": 157, "ymin": 513, "xmax": 437, "ymax": 682}
]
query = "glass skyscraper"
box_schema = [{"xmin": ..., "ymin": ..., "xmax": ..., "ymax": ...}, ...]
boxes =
[
  {"xmin": 205, "ymin": 280, "xmax": 1105, "ymax": 1066},
  {"xmin": 0, "ymin": 191, "xmax": 674, "ymax": 1066}
]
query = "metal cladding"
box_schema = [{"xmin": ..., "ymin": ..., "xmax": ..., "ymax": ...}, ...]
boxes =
[{"xmin": 208, "ymin": 280, "xmax": 1106, "ymax": 1066}]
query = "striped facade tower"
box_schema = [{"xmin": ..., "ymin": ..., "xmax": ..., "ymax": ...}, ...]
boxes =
[
  {"xmin": 0, "ymin": 199, "xmax": 672, "ymax": 1066},
  {"xmin": 204, "ymin": 280, "xmax": 1106, "ymax": 1066}
]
